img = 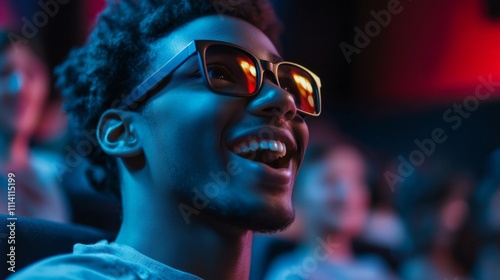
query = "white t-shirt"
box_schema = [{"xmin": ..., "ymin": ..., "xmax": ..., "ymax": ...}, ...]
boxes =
[{"xmin": 8, "ymin": 240, "xmax": 203, "ymax": 280}]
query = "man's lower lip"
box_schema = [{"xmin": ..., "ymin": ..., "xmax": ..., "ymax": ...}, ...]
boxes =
[{"xmin": 230, "ymin": 152, "xmax": 293, "ymax": 186}]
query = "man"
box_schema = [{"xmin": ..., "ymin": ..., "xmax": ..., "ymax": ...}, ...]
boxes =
[{"xmin": 10, "ymin": 0, "xmax": 322, "ymax": 279}]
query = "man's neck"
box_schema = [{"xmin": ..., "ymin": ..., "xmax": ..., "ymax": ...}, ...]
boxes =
[{"xmin": 115, "ymin": 191, "xmax": 253, "ymax": 280}]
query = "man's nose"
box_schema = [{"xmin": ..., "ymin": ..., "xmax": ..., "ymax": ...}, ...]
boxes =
[{"xmin": 246, "ymin": 78, "xmax": 297, "ymax": 124}]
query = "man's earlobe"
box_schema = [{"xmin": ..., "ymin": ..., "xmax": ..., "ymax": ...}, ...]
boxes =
[{"xmin": 97, "ymin": 109, "xmax": 142, "ymax": 157}]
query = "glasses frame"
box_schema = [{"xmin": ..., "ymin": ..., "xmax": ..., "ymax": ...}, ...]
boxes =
[{"xmin": 117, "ymin": 40, "xmax": 322, "ymax": 116}]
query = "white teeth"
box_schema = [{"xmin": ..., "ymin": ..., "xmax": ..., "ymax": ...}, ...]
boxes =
[
  {"xmin": 278, "ymin": 142, "xmax": 285, "ymax": 153},
  {"xmin": 241, "ymin": 145, "xmax": 250, "ymax": 153},
  {"xmin": 267, "ymin": 141, "xmax": 285, "ymax": 154},
  {"xmin": 269, "ymin": 140, "xmax": 279, "ymax": 152},
  {"xmin": 249, "ymin": 140, "xmax": 259, "ymax": 151},
  {"xmin": 234, "ymin": 146, "xmax": 241, "ymax": 154},
  {"xmin": 234, "ymin": 139, "xmax": 287, "ymax": 159},
  {"xmin": 259, "ymin": 141, "xmax": 269, "ymax": 150}
]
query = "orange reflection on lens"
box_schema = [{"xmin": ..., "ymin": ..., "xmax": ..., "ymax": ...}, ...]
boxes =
[
  {"xmin": 238, "ymin": 57, "xmax": 257, "ymax": 94},
  {"xmin": 292, "ymin": 71, "xmax": 315, "ymax": 113}
]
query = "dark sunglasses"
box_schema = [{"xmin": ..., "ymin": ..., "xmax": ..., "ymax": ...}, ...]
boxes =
[{"xmin": 118, "ymin": 40, "xmax": 322, "ymax": 116}]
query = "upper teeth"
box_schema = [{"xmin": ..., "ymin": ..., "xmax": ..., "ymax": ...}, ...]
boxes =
[{"xmin": 234, "ymin": 139, "xmax": 287, "ymax": 158}]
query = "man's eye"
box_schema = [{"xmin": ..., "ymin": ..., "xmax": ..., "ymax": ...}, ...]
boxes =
[
  {"xmin": 206, "ymin": 64, "xmax": 236, "ymax": 82},
  {"xmin": 278, "ymin": 78, "xmax": 295, "ymax": 93}
]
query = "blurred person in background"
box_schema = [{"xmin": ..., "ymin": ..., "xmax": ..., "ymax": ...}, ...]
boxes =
[
  {"xmin": 264, "ymin": 122, "xmax": 396, "ymax": 280},
  {"xmin": 0, "ymin": 29, "xmax": 71, "ymax": 223},
  {"xmin": 396, "ymin": 157, "xmax": 478, "ymax": 280},
  {"xmin": 470, "ymin": 148, "xmax": 500, "ymax": 280},
  {"xmin": 357, "ymin": 156, "xmax": 407, "ymax": 274}
]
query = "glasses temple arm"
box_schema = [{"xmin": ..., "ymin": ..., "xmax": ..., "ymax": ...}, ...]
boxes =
[{"xmin": 117, "ymin": 41, "xmax": 198, "ymax": 108}]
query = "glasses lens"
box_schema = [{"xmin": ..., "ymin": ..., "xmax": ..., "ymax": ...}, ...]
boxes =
[
  {"xmin": 204, "ymin": 45, "xmax": 258, "ymax": 95},
  {"xmin": 277, "ymin": 64, "xmax": 319, "ymax": 115}
]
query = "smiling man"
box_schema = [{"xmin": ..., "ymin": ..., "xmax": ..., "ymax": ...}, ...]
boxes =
[{"xmin": 10, "ymin": 0, "xmax": 321, "ymax": 279}]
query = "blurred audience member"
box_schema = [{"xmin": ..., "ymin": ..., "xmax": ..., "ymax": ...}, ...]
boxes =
[
  {"xmin": 396, "ymin": 157, "xmax": 478, "ymax": 280},
  {"xmin": 264, "ymin": 122, "xmax": 396, "ymax": 280},
  {"xmin": 0, "ymin": 29, "xmax": 71, "ymax": 222},
  {"xmin": 358, "ymin": 157, "xmax": 407, "ymax": 273},
  {"xmin": 471, "ymin": 148, "xmax": 500, "ymax": 280}
]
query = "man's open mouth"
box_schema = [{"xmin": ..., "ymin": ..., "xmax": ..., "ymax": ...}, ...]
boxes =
[{"xmin": 229, "ymin": 137, "xmax": 296, "ymax": 169}]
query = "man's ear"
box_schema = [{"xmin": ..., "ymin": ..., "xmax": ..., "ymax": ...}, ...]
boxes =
[{"xmin": 96, "ymin": 109, "xmax": 142, "ymax": 157}]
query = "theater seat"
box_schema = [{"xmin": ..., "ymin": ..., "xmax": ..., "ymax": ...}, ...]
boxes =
[{"xmin": 0, "ymin": 214, "xmax": 116, "ymax": 279}]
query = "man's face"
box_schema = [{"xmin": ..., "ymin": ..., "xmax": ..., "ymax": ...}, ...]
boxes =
[{"xmin": 135, "ymin": 15, "xmax": 309, "ymax": 232}]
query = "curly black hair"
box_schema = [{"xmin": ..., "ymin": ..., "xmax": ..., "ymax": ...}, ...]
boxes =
[{"xmin": 55, "ymin": 0, "xmax": 283, "ymax": 198}]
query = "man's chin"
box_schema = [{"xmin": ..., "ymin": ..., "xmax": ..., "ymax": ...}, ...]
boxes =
[
  {"xmin": 225, "ymin": 213, "xmax": 295, "ymax": 234},
  {"xmin": 205, "ymin": 202, "xmax": 296, "ymax": 233},
  {"xmin": 176, "ymin": 184, "xmax": 296, "ymax": 233}
]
